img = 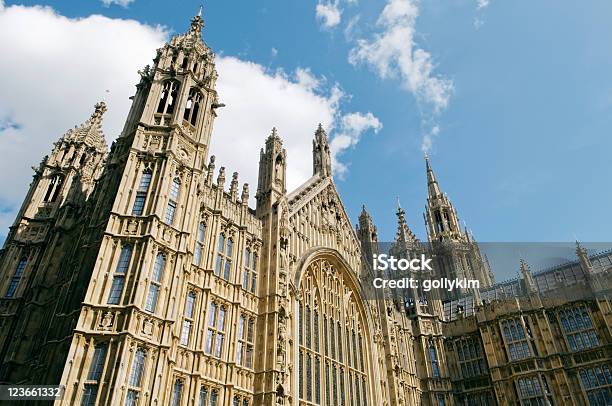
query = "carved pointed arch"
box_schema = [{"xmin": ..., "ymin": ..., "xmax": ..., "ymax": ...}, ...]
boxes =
[{"xmin": 292, "ymin": 247, "xmax": 376, "ymax": 406}]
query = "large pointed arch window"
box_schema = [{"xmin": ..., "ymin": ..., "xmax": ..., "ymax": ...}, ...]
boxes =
[
  {"xmin": 298, "ymin": 258, "xmax": 369, "ymax": 406},
  {"xmin": 157, "ymin": 80, "xmax": 180, "ymax": 115},
  {"xmin": 183, "ymin": 88, "xmax": 203, "ymax": 126}
]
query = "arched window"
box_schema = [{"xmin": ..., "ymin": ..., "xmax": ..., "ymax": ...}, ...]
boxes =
[
  {"xmin": 165, "ymin": 177, "xmax": 181, "ymax": 225},
  {"xmin": 157, "ymin": 80, "xmax": 180, "ymax": 115},
  {"xmin": 183, "ymin": 88, "xmax": 203, "ymax": 126},
  {"xmin": 145, "ymin": 253, "xmax": 165, "ymax": 312},
  {"xmin": 132, "ymin": 168, "xmax": 152, "ymax": 215},
  {"xmin": 43, "ymin": 174, "xmax": 64, "ymax": 203},
  {"xmin": 299, "ymin": 259, "xmax": 370, "ymax": 405},
  {"xmin": 236, "ymin": 314, "xmax": 254, "ymax": 368}
]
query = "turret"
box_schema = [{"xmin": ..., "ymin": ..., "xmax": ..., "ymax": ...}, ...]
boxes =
[
  {"xmin": 256, "ymin": 128, "xmax": 286, "ymax": 214},
  {"xmin": 520, "ymin": 258, "xmax": 538, "ymax": 295},
  {"xmin": 312, "ymin": 123, "xmax": 332, "ymax": 177}
]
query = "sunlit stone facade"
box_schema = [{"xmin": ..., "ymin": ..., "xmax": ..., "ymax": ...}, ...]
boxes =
[{"xmin": 0, "ymin": 11, "xmax": 610, "ymax": 406}]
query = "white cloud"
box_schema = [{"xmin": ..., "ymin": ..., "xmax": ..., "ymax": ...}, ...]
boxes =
[
  {"xmin": 212, "ymin": 58, "xmax": 341, "ymax": 193},
  {"xmin": 0, "ymin": 2, "xmax": 166, "ymax": 236},
  {"xmin": 329, "ymin": 112, "xmax": 382, "ymax": 176},
  {"xmin": 344, "ymin": 15, "xmax": 361, "ymax": 40},
  {"xmin": 349, "ymin": 0, "xmax": 453, "ymax": 113},
  {"xmin": 477, "ymin": 0, "xmax": 490, "ymax": 10},
  {"xmin": 101, "ymin": 0, "xmax": 135, "ymax": 7},
  {"xmin": 420, "ymin": 124, "xmax": 439, "ymax": 153},
  {"xmin": 0, "ymin": 2, "xmax": 377, "ymax": 238},
  {"xmin": 316, "ymin": 2, "xmax": 342, "ymax": 29},
  {"xmin": 271, "ymin": 47, "xmax": 278, "ymax": 57},
  {"xmin": 348, "ymin": 0, "xmax": 453, "ymax": 152}
]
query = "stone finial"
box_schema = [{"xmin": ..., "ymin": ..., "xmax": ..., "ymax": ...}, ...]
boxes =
[
  {"xmin": 217, "ymin": 166, "xmax": 226, "ymax": 188},
  {"xmin": 230, "ymin": 172, "xmax": 239, "ymax": 201},
  {"xmin": 241, "ymin": 183, "xmax": 250, "ymax": 205},
  {"xmin": 190, "ymin": 6, "xmax": 205, "ymax": 37},
  {"xmin": 206, "ymin": 155, "xmax": 216, "ymax": 185}
]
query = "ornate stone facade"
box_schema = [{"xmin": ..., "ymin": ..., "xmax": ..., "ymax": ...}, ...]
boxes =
[{"xmin": 0, "ymin": 11, "xmax": 610, "ymax": 406}]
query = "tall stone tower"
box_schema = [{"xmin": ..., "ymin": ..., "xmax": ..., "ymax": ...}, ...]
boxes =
[
  {"xmin": 0, "ymin": 102, "xmax": 109, "ymax": 384},
  {"xmin": 423, "ymin": 156, "xmax": 493, "ymax": 299}
]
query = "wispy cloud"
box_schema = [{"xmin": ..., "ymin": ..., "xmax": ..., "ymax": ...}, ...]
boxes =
[
  {"xmin": 330, "ymin": 112, "xmax": 382, "ymax": 176},
  {"xmin": 316, "ymin": 2, "xmax": 342, "ymax": 29},
  {"xmin": 348, "ymin": 0, "xmax": 453, "ymax": 152},
  {"xmin": 101, "ymin": 0, "xmax": 135, "ymax": 7}
]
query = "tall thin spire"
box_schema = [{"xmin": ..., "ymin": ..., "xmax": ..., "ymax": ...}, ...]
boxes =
[
  {"xmin": 425, "ymin": 154, "xmax": 441, "ymax": 198},
  {"xmin": 395, "ymin": 201, "xmax": 417, "ymax": 243},
  {"xmin": 313, "ymin": 123, "xmax": 332, "ymax": 177}
]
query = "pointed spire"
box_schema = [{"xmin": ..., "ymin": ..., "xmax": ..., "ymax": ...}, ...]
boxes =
[
  {"xmin": 313, "ymin": 123, "xmax": 332, "ymax": 177},
  {"xmin": 60, "ymin": 101, "xmax": 108, "ymax": 151},
  {"xmin": 189, "ymin": 6, "xmax": 205, "ymax": 37},
  {"xmin": 395, "ymin": 199, "xmax": 417, "ymax": 243},
  {"xmin": 217, "ymin": 166, "xmax": 226, "ymax": 188},
  {"xmin": 520, "ymin": 258, "xmax": 538, "ymax": 294},
  {"xmin": 267, "ymin": 126, "xmax": 282, "ymax": 143},
  {"xmin": 241, "ymin": 183, "xmax": 250, "ymax": 205},
  {"xmin": 576, "ymin": 240, "xmax": 593, "ymax": 273},
  {"xmin": 425, "ymin": 154, "xmax": 441, "ymax": 198},
  {"xmin": 230, "ymin": 172, "xmax": 239, "ymax": 201}
]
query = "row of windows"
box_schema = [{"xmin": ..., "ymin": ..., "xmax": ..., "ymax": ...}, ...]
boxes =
[
  {"xmin": 106, "ymin": 239, "xmax": 257, "ymax": 309},
  {"xmin": 82, "ymin": 342, "xmax": 245, "ymax": 405}
]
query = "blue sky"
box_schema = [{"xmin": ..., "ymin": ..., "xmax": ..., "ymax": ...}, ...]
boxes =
[{"xmin": 1, "ymin": 0, "xmax": 611, "ymax": 278}]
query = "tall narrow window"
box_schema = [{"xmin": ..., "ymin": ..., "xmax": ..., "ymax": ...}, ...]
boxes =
[
  {"xmin": 236, "ymin": 314, "xmax": 254, "ymax": 368},
  {"xmin": 83, "ymin": 344, "xmax": 106, "ymax": 406},
  {"xmin": 214, "ymin": 234, "xmax": 233, "ymax": 280},
  {"xmin": 145, "ymin": 253, "xmax": 165, "ymax": 312},
  {"xmin": 198, "ymin": 386, "xmax": 208, "ymax": 406},
  {"xmin": 205, "ymin": 302, "xmax": 226, "ymax": 358},
  {"xmin": 43, "ymin": 174, "xmax": 64, "ymax": 202},
  {"xmin": 194, "ymin": 221, "xmax": 206, "ymax": 266},
  {"xmin": 242, "ymin": 248, "xmax": 251, "ymax": 290},
  {"xmin": 157, "ymin": 81, "xmax": 179, "ymax": 115},
  {"xmin": 5, "ymin": 258, "xmax": 26, "ymax": 298},
  {"xmin": 183, "ymin": 88, "xmax": 202, "ymax": 126},
  {"xmin": 181, "ymin": 292, "xmax": 196, "ymax": 346},
  {"xmin": 132, "ymin": 169, "xmax": 152, "ymax": 215},
  {"xmin": 429, "ymin": 341, "xmax": 441, "ymax": 378},
  {"xmin": 108, "ymin": 245, "xmax": 132, "ymax": 304},
  {"xmin": 165, "ymin": 178, "xmax": 181, "ymax": 225},
  {"xmin": 250, "ymin": 253, "xmax": 258, "ymax": 294},
  {"xmin": 171, "ymin": 379, "xmax": 183, "ymax": 406},
  {"xmin": 126, "ymin": 347, "xmax": 145, "ymax": 405}
]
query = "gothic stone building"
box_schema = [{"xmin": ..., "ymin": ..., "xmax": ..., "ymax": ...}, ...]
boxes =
[{"xmin": 0, "ymin": 12, "xmax": 610, "ymax": 406}]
